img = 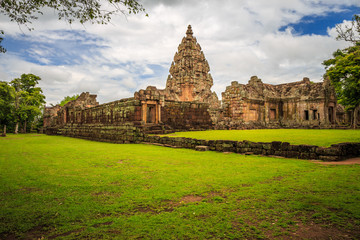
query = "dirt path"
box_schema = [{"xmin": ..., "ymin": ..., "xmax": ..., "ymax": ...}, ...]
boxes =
[{"xmin": 312, "ymin": 157, "xmax": 360, "ymax": 165}]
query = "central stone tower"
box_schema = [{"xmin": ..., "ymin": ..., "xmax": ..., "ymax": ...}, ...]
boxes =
[{"xmin": 165, "ymin": 25, "xmax": 220, "ymax": 108}]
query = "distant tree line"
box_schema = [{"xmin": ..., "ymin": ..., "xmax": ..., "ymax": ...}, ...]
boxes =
[{"xmin": 0, "ymin": 74, "xmax": 45, "ymax": 136}]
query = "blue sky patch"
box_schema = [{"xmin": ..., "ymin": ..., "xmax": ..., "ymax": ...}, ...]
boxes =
[
  {"xmin": 279, "ymin": 6, "xmax": 360, "ymax": 35},
  {"xmin": 3, "ymin": 30, "xmax": 107, "ymax": 66}
]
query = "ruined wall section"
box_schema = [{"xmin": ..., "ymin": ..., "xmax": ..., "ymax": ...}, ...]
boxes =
[
  {"xmin": 43, "ymin": 105, "xmax": 62, "ymax": 128},
  {"xmin": 79, "ymin": 98, "xmax": 142, "ymax": 125},
  {"xmin": 162, "ymin": 101, "xmax": 213, "ymax": 131},
  {"xmin": 145, "ymin": 136, "xmax": 360, "ymax": 161},
  {"xmin": 219, "ymin": 77, "xmax": 266, "ymax": 129},
  {"xmin": 57, "ymin": 123, "xmax": 145, "ymax": 144},
  {"xmin": 165, "ymin": 25, "xmax": 220, "ymax": 108},
  {"xmin": 220, "ymin": 76, "xmax": 338, "ymax": 129},
  {"xmin": 44, "ymin": 93, "xmax": 145, "ymax": 142}
]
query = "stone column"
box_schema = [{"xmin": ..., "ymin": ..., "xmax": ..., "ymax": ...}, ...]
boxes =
[
  {"xmin": 142, "ymin": 103, "xmax": 147, "ymax": 124},
  {"xmin": 157, "ymin": 104, "xmax": 161, "ymax": 123}
]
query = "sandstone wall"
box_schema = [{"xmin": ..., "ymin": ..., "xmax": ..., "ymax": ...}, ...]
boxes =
[
  {"xmin": 144, "ymin": 136, "xmax": 360, "ymax": 161},
  {"xmin": 161, "ymin": 101, "xmax": 213, "ymax": 131},
  {"xmin": 219, "ymin": 77, "xmax": 339, "ymax": 129},
  {"xmin": 45, "ymin": 123, "xmax": 145, "ymax": 144},
  {"xmin": 78, "ymin": 98, "xmax": 142, "ymax": 124}
]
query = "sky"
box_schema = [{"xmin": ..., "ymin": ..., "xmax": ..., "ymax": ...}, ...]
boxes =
[{"xmin": 1, "ymin": 0, "xmax": 360, "ymax": 105}]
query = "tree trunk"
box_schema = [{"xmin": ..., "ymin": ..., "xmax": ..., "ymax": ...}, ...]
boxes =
[
  {"xmin": 15, "ymin": 122, "xmax": 19, "ymax": 134},
  {"xmin": 1, "ymin": 125, "xmax": 6, "ymax": 137},
  {"xmin": 23, "ymin": 120, "xmax": 27, "ymax": 133},
  {"xmin": 353, "ymin": 105, "xmax": 359, "ymax": 129}
]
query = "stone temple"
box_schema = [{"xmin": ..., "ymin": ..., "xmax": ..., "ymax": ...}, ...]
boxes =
[{"xmin": 44, "ymin": 25, "xmax": 356, "ymax": 142}]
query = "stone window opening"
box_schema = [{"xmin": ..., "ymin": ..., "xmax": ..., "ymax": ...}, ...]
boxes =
[
  {"xmin": 269, "ymin": 109, "xmax": 276, "ymax": 120},
  {"xmin": 304, "ymin": 110, "xmax": 309, "ymax": 121},
  {"xmin": 312, "ymin": 110, "xmax": 317, "ymax": 120}
]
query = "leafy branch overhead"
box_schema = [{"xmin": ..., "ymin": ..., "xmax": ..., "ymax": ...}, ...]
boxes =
[
  {"xmin": 336, "ymin": 14, "xmax": 360, "ymax": 43},
  {"xmin": 0, "ymin": 0, "xmax": 147, "ymax": 53}
]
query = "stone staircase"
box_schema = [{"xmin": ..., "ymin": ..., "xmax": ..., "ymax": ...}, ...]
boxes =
[{"xmin": 141, "ymin": 123, "xmax": 174, "ymax": 135}]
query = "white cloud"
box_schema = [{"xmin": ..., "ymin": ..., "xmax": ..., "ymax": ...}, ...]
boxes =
[{"xmin": 1, "ymin": 0, "xmax": 359, "ymax": 104}]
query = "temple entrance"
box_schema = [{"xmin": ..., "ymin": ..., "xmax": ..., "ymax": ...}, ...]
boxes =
[
  {"xmin": 147, "ymin": 104, "xmax": 156, "ymax": 123},
  {"xmin": 141, "ymin": 100, "xmax": 161, "ymax": 124},
  {"xmin": 328, "ymin": 107, "xmax": 334, "ymax": 123}
]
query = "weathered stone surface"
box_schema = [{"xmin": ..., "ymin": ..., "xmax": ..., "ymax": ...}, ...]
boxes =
[
  {"xmin": 195, "ymin": 146, "xmax": 209, "ymax": 151},
  {"xmin": 165, "ymin": 25, "xmax": 220, "ymax": 108},
  {"xmin": 219, "ymin": 76, "xmax": 340, "ymax": 129}
]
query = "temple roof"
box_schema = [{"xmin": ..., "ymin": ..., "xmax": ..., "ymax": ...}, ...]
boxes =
[
  {"xmin": 165, "ymin": 25, "xmax": 219, "ymax": 107},
  {"xmin": 166, "ymin": 24, "xmax": 211, "ymax": 85}
]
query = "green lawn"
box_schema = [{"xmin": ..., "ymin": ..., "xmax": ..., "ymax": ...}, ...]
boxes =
[
  {"xmin": 160, "ymin": 129, "xmax": 360, "ymax": 147},
  {"xmin": 1, "ymin": 134, "xmax": 360, "ymax": 239}
]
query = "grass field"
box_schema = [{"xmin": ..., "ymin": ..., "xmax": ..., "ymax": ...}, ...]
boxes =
[
  {"xmin": 1, "ymin": 134, "xmax": 360, "ymax": 239},
  {"xmin": 160, "ymin": 129, "xmax": 360, "ymax": 147}
]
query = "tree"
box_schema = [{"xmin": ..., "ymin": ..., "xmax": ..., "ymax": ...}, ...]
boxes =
[
  {"xmin": 336, "ymin": 14, "xmax": 360, "ymax": 43},
  {"xmin": 0, "ymin": 81, "xmax": 15, "ymax": 136},
  {"xmin": 0, "ymin": 0, "xmax": 147, "ymax": 53},
  {"xmin": 59, "ymin": 94, "xmax": 79, "ymax": 106},
  {"xmin": 323, "ymin": 14, "xmax": 360, "ymax": 128},
  {"xmin": 10, "ymin": 74, "xmax": 46, "ymax": 133},
  {"xmin": 0, "ymin": 30, "xmax": 5, "ymax": 53}
]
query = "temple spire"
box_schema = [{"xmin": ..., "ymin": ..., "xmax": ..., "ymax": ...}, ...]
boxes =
[
  {"xmin": 186, "ymin": 25, "xmax": 193, "ymax": 37},
  {"xmin": 165, "ymin": 25, "xmax": 220, "ymax": 108}
]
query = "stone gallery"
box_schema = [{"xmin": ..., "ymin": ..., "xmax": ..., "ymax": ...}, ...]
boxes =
[{"xmin": 44, "ymin": 25, "xmax": 352, "ymax": 140}]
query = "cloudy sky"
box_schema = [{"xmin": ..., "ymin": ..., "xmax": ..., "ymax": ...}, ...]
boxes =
[{"xmin": 1, "ymin": 0, "xmax": 359, "ymax": 105}]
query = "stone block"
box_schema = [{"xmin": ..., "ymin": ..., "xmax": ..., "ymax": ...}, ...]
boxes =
[
  {"xmin": 319, "ymin": 155, "xmax": 342, "ymax": 161},
  {"xmin": 299, "ymin": 152, "xmax": 310, "ymax": 159},
  {"xmin": 262, "ymin": 143, "xmax": 271, "ymax": 150},
  {"xmin": 285, "ymin": 151, "xmax": 298, "ymax": 158},
  {"xmin": 281, "ymin": 142, "xmax": 290, "ymax": 150},
  {"xmin": 195, "ymin": 146, "xmax": 209, "ymax": 151},
  {"xmin": 271, "ymin": 141, "xmax": 282, "ymax": 150},
  {"xmin": 253, "ymin": 148, "xmax": 263, "ymax": 154}
]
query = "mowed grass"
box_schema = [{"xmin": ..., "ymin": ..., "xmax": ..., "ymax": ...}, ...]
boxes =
[
  {"xmin": 0, "ymin": 134, "xmax": 360, "ymax": 239},
  {"xmin": 160, "ymin": 129, "xmax": 360, "ymax": 147}
]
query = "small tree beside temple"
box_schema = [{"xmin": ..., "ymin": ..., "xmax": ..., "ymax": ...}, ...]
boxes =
[
  {"xmin": 10, "ymin": 74, "xmax": 46, "ymax": 134},
  {"xmin": 0, "ymin": 81, "xmax": 15, "ymax": 136},
  {"xmin": 324, "ymin": 15, "xmax": 360, "ymax": 128}
]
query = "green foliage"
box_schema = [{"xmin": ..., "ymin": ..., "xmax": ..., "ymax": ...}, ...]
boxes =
[
  {"xmin": 0, "ymin": 81, "xmax": 15, "ymax": 133},
  {"xmin": 0, "ymin": 135, "xmax": 359, "ymax": 239},
  {"xmin": 159, "ymin": 129, "xmax": 360, "ymax": 147},
  {"xmin": 10, "ymin": 74, "xmax": 46, "ymax": 133},
  {"xmin": 59, "ymin": 94, "xmax": 79, "ymax": 106},
  {"xmin": 0, "ymin": 30, "xmax": 5, "ymax": 53},
  {"xmin": 323, "ymin": 43, "xmax": 360, "ymax": 110},
  {"xmin": 324, "ymin": 14, "xmax": 360, "ymax": 127},
  {"xmin": 0, "ymin": 0, "xmax": 147, "ymax": 53},
  {"xmin": 336, "ymin": 14, "xmax": 360, "ymax": 43}
]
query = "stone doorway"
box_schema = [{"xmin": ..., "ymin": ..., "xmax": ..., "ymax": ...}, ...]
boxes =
[
  {"xmin": 147, "ymin": 104, "xmax": 156, "ymax": 123},
  {"xmin": 141, "ymin": 100, "xmax": 161, "ymax": 124},
  {"xmin": 328, "ymin": 107, "xmax": 334, "ymax": 123}
]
